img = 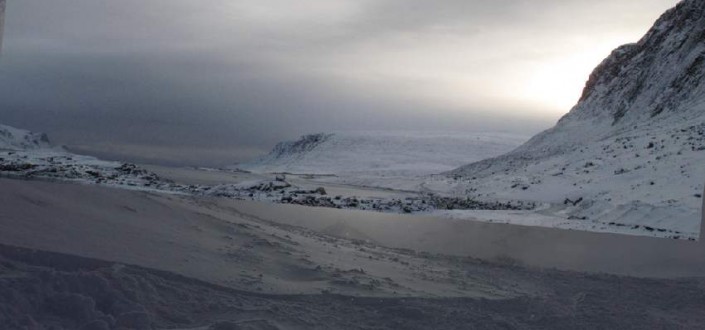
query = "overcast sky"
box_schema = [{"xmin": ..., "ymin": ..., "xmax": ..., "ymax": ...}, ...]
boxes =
[{"xmin": 0, "ymin": 0, "xmax": 680, "ymax": 166}]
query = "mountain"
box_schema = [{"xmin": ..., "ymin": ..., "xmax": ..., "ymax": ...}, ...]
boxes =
[
  {"xmin": 238, "ymin": 131, "xmax": 528, "ymax": 177},
  {"xmin": 0, "ymin": 123, "xmax": 175, "ymax": 190},
  {"xmin": 0, "ymin": 124, "xmax": 51, "ymax": 150},
  {"xmin": 448, "ymin": 0, "xmax": 705, "ymax": 236}
]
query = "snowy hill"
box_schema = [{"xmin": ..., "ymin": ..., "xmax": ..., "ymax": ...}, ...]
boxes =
[
  {"xmin": 238, "ymin": 131, "xmax": 529, "ymax": 177},
  {"xmin": 447, "ymin": 0, "xmax": 705, "ymax": 237},
  {"xmin": 0, "ymin": 123, "xmax": 175, "ymax": 190},
  {"xmin": 0, "ymin": 124, "xmax": 51, "ymax": 150}
]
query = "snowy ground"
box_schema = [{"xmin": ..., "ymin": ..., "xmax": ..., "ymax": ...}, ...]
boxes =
[
  {"xmin": 3, "ymin": 1, "xmax": 705, "ymax": 326},
  {"xmin": 5, "ymin": 243, "xmax": 705, "ymax": 329},
  {"xmin": 1, "ymin": 125, "xmax": 704, "ymax": 327},
  {"xmin": 2, "ymin": 178, "xmax": 705, "ymax": 329}
]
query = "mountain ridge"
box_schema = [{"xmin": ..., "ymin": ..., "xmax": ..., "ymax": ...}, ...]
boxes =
[
  {"xmin": 239, "ymin": 131, "xmax": 528, "ymax": 177},
  {"xmin": 443, "ymin": 0, "xmax": 705, "ymax": 235},
  {"xmin": 453, "ymin": 0, "xmax": 705, "ymax": 176},
  {"xmin": 0, "ymin": 124, "xmax": 51, "ymax": 151}
]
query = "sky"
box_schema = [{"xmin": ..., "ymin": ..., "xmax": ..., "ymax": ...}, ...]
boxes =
[
  {"xmin": 0, "ymin": 0, "xmax": 681, "ymax": 166},
  {"xmin": 0, "ymin": 1, "xmax": 5, "ymax": 53}
]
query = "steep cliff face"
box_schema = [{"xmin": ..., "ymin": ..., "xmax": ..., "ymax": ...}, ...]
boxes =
[
  {"xmin": 446, "ymin": 0, "xmax": 705, "ymax": 237},
  {"xmin": 577, "ymin": 0, "xmax": 705, "ymax": 124}
]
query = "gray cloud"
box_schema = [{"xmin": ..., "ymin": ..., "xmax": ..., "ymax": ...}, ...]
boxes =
[
  {"xmin": 0, "ymin": 0, "xmax": 679, "ymax": 166},
  {"xmin": 0, "ymin": 1, "xmax": 5, "ymax": 54}
]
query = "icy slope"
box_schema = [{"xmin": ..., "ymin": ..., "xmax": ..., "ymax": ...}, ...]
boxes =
[
  {"xmin": 0, "ymin": 124, "xmax": 51, "ymax": 150},
  {"xmin": 239, "ymin": 131, "xmax": 528, "ymax": 177},
  {"xmin": 447, "ymin": 0, "xmax": 705, "ymax": 237}
]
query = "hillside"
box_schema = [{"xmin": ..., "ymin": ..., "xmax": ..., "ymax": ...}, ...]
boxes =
[
  {"xmin": 239, "ymin": 131, "xmax": 528, "ymax": 177},
  {"xmin": 447, "ymin": 0, "xmax": 705, "ymax": 237},
  {"xmin": 0, "ymin": 123, "xmax": 179, "ymax": 190},
  {"xmin": 0, "ymin": 124, "xmax": 51, "ymax": 150}
]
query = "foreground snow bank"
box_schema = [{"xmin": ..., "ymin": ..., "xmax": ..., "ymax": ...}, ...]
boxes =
[{"xmin": 5, "ymin": 243, "xmax": 705, "ymax": 329}]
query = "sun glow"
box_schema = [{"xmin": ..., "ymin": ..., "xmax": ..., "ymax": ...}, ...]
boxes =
[
  {"xmin": 524, "ymin": 55, "xmax": 601, "ymax": 112},
  {"xmin": 519, "ymin": 41, "xmax": 633, "ymax": 114}
]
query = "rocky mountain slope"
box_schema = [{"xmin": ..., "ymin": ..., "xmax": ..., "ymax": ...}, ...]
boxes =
[{"xmin": 447, "ymin": 0, "xmax": 705, "ymax": 237}]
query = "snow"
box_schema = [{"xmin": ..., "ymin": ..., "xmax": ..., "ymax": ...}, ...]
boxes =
[
  {"xmin": 0, "ymin": 123, "xmax": 51, "ymax": 151},
  {"xmin": 227, "ymin": 5, "xmax": 705, "ymax": 240},
  {"xmin": 238, "ymin": 131, "xmax": 529, "ymax": 177},
  {"xmin": 4, "ymin": 1, "xmax": 705, "ymax": 328},
  {"xmin": 2, "ymin": 178, "xmax": 705, "ymax": 328},
  {"xmin": 432, "ymin": 119, "xmax": 705, "ymax": 240},
  {"xmin": 2, "ymin": 0, "xmax": 705, "ymax": 242},
  {"xmin": 443, "ymin": 0, "xmax": 705, "ymax": 239},
  {"xmin": 232, "ymin": 117, "xmax": 705, "ymax": 239}
]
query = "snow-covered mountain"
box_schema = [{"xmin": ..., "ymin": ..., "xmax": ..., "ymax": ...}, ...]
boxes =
[
  {"xmin": 447, "ymin": 0, "xmax": 705, "ymax": 237},
  {"xmin": 238, "ymin": 131, "xmax": 529, "ymax": 177},
  {"xmin": 0, "ymin": 123, "xmax": 176, "ymax": 190},
  {"xmin": 0, "ymin": 124, "xmax": 51, "ymax": 150}
]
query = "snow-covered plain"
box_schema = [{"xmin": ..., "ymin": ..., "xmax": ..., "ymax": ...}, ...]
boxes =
[{"xmin": 4, "ymin": 178, "xmax": 705, "ymax": 329}]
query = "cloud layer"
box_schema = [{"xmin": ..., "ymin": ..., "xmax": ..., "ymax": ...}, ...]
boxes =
[{"xmin": 0, "ymin": 0, "xmax": 679, "ymax": 165}]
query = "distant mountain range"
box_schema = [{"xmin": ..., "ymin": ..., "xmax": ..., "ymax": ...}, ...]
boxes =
[
  {"xmin": 0, "ymin": 124, "xmax": 51, "ymax": 151},
  {"xmin": 238, "ymin": 131, "xmax": 528, "ymax": 177}
]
